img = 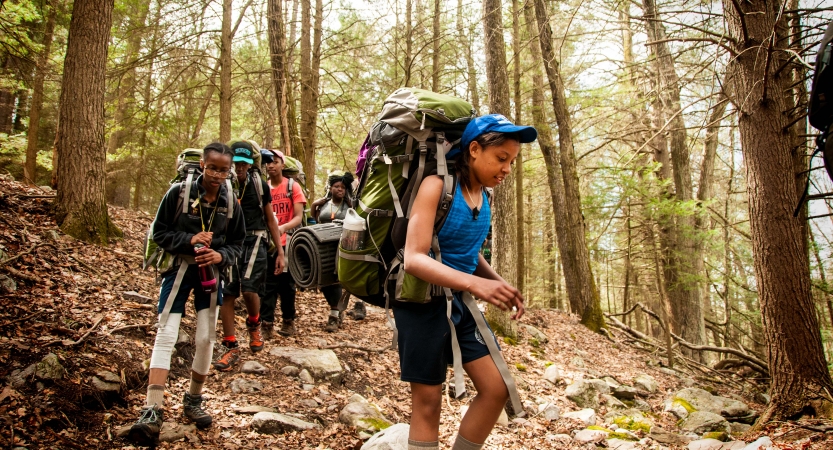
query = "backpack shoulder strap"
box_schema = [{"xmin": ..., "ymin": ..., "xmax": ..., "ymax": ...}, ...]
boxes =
[
  {"xmin": 251, "ymin": 172, "xmax": 264, "ymax": 209},
  {"xmin": 225, "ymin": 178, "xmax": 235, "ymax": 219},
  {"xmin": 182, "ymin": 168, "xmax": 196, "ymax": 216},
  {"xmin": 434, "ymin": 174, "xmax": 458, "ymax": 234}
]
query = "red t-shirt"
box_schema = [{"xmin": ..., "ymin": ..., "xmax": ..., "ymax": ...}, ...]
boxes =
[{"xmin": 271, "ymin": 177, "xmax": 307, "ymax": 246}]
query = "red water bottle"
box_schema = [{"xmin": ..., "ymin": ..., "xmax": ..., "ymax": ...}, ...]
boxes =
[{"xmin": 194, "ymin": 243, "xmax": 217, "ymax": 293}]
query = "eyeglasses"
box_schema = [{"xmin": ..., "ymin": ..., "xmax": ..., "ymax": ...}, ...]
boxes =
[{"xmin": 204, "ymin": 167, "xmax": 231, "ymax": 178}]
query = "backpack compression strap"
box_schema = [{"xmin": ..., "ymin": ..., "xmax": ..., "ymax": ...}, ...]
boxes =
[{"xmin": 158, "ymin": 257, "xmax": 220, "ymax": 344}]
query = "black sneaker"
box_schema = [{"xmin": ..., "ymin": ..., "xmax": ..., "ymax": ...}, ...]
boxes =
[
  {"xmin": 325, "ymin": 315, "xmax": 339, "ymax": 332},
  {"xmin": 182, "ymin": 392, "xmax": 212, "ymax": 429},
  {"xmin": 128, "ymin": 405, "xmax": 163, "ymax": 446},
  {"xmin": 278, "ymin": 319, "xmax": 296, "ymax": 337},
  {"xmin": 352, "ymin": 301, "xmax": 366, "ymax": 320}
]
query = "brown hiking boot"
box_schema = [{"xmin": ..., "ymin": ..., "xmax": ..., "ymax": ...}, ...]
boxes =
[
  {"xmin": 278, "ymin": 319, "xmax": 296, "ymax": 337},
  {"xmin": 325, "ymin": 315, "xmax": 339, "ymax": 332},
  {"xmin": 212, "ymin": 345, "xmax": 240, "ymax": 371},
  {"xmin": 247, "ymin": 318, "xmax": 264, "ymax": 353},
  {"xmin": 262, "ymin": 321, "xmax": 274, "ymax": 340}
]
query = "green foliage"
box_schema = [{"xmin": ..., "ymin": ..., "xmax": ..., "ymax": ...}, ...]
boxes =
[
  {"xmin": 515, "ymin": 363, "xmax": 527, "ymax": 371},
  {"xmin": 612, "ymin": 415, "xmax": 652, "ymax": 433}
]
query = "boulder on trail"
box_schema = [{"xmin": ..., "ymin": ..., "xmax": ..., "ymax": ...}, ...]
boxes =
[
  {"xmin": 361, "ymin": 423, "xmax": 409, "ymax": 450},
  {"xmin": 35, "ymin": 353, "xmax": 64, "ymax": 381},
  {"xmin": 565, "ymin": 379, "xmax": 609, "ymax": 409},
  {"xmin": 543, "ymin": 364, "xmax": 560, "ymax": 384},
  {"xmin": 230, "ymin": 378, "xmax": 264, "ymax": 394},
  {"xmin": 241, "ymin": 360, "xmax": 267, "ymax": 375},
  {"xmin": 91, "ymin": 370, "xmax": 121, "ymax": 392},
  {"xmin": 680, "ymin": 410, "xmax": 730, "ymax": 434},
  {"xmin": 665, "ymin": 388, "xmax": 751, "ymax": 420},
  {"xmin": 562, "ymin": 408, "xmax": 596, "ymax": 425},
  {"xmin": 523, "ymin": 324, "xmax": 549, "ymax": 344},
  {"xmin": 251, "ymin": 412, "xmax": 321, "ymax": 434},
  {"xmin": 573, "ymin": 428, "xmax": 607, "ymax": 444},
  {"xmin": 339, "ymin": 396, "xmax": 393, "ymax": 433},
  {"xmin": 633, "ymin": 373, "xmax": 658, "ymax": 393},
  {"xmin": 270, "ymin": 347, "xmax": 344, "ymax": 383}
]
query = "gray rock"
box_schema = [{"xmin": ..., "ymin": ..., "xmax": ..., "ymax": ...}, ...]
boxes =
[
  {"xmin": 300, "ymin": 398, "xmax": 319, "ymax": 408},
  {"xmin": 0, "ymin": 274, "xmax": 17, "ymax": 293},
  {"xmin": 45, "ymin": 230, "xmax": 61, "ymax": 241},
  {"xmin": 35, "ymin": 353, "xmax": 64, "ymax": 380},
  {"xmin": 680, "ymin": 411, "xmax": 730, "ymax": 434},
  {"xmin": 122, "ymin": 291, "xmax": 155, "ymax": 304},
  {"xmin": 270, "ymin": 347, "xmax": 344, "ymax": 383},
  {"xmin": 251, "ymin": 412, "xmax": 321, "ymax": 434},
  {"xmin": 523, "ymin": 324, "xmax": 549, "ymax": 344},
  {"xmin": 539, "ymin": 404, "xmax": 560, "ymax": 421},
  {"xmin": 608, "ymin": 438, "xmax": 639, "ymax": 450},
  {"xmin": 667, "ymin": 388, "xmax": 751, "ymax": 420},
  {"xmin": 230, "ymin": 378, "xmax": 263, "ymax": 394},
  {"xmin": 658, "ymin": 367, "xmax": 679, "ymax": 377},
  {"xmin": 349, "ymin": 393, "xmax": 369, "ymax": 404},
  {"xmin": 573, "ymin": 428, "xmax": 607, "ymax": 444},
  {"xmin": 159, "ymin": 422, "xmax": 197, "ymax": 442},
  {"xmin": 91, "ymin": 371, "xmax": 120, "ymax": 392},
  {"xmin": 719, "ymin": 397, "xmax": 751, "ymax": 419},
  {"xmin": 729, "ymin": 422, "xmax": 751, "ymax": 435},
  {"xmin": 281, "ymin": 365, "xmax": 300, "ymax": 376},
  {"xmin": 299, "ymin": 369, "xmax": 315, "ymax": 384},
  {"xmin": 602, "ymin": 376, "xmax": 621, "ymax": 389},
  {"xmin": 649, "ymin": 427, "xmax": 694, "ymax": 446},
  {"xmin": 302, "ymin": 384, "xmax": 315, "ymax": 391},
  {"xmin": 241, "ymin": 361, "xmax": 267, "ymax": 375},
  {"xmin": 565, "ymin": 380, "xmax": 608, "ymax": 409},
  {"xmin": 234, "ymin": 405, "xmax": 278, "ymax": 414},
  {"xmin": 612, "ymin": 385, "xmax": 639, "ymax": 400},
  {"xmin": 687, "ymin": 439, "xmax": 725, "ymax": 450},
  {"xmin": 339, "ymin": 401, "xmax": 393, "ymax": 432},
  {"xmin": 742, "ymin": 436, "xmax": 773, "ymax": 450},
  {"xmin": 543, "ymin": 364, "xmax": 560, "ymax": 384},
  {"xmin": 39, "ymin": 185, "xmax": 53, "ymax": 192},
  {"xmin": 633, "ymin": 374, "xmax": 658, "ymax": 393},
  {"xmin": 562, "ymin": 408, "xmax": 596, "ymax": 425},
  {"xmin": 361, "ymin": 423, "xmax": 409, "ymax": 450},
  {"xmin": 602, "ymin": 393, "xmax": 627, "ymax": 410},
  {"xmin": 9, "ymin": 365, "xmax": 36, "ymax": 388},
  {"xmin": 571, "ymin": 356, "xmax": 586, "ymax": 367}
]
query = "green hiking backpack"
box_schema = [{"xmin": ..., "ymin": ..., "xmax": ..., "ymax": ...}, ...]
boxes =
[
  {"xmin": 281, "ymin": 155, "xmax": 311, "ymax": 228},
  {"xmin": 143, "ymin": 148, "xmax": 236, "ymax": 272},
  {"xmin": 336, "ymin": 87, "xmax": 475, "ymax": 306},
  {"xmin": 335, "ymin": 88, "xmax": 523, "ymax": 414}
]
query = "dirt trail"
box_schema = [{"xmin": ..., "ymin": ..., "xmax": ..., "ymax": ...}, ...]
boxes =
[{"xmin": 0, "ymin": 178, "xmax": 830, "ymax": 449}]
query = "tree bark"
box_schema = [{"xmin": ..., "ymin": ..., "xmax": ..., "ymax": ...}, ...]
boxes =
[
  {"xmin": 23, "ymin": 6, "xmax": 56, "ymax": 186},
  {"xmin": 431, "ymin": 0, "xmax": 441, "ymax": 92},
  {"xmin": 533, "ymin": 0, "xmax": 604, "ymax": 331},
  {"xmin": 54, "ymin": 0, "xmax": 121, "ymax": 244},
  {"xmin": 512, "ymin": 0, "xmax": 525, "ymax": 296},
  {"xmin": 482, "ymin": 0, "xmax": 517, "ymax": 339},
  {"xmin": 641, "ymin": 0, "xmax": 705, "ymax": 357},
  {"xmin": 219, "ymin": 0, "xmax": 233, "ymax": 142},
  {"xmin": 404, "ymin": 0, "xmax": 413, "ymax": 86},
  {"xmin": 267, "ymin": 0, "xmax": 290, "ymax": 152},
  {"xmin": 723, "ymin": 0, "xmax": 833, "ymax": 423},
  {"xmin": 298, "ymin": 0, "xmax": 321, "ymax": 198}
]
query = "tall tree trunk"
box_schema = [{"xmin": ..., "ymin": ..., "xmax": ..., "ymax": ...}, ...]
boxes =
[
  {"xmin": 533, "ymin": 0, "xmax": 604, "ymax": 331},
  {"xmin": 219, "ymin": 0, "xmax": 233, "ymax": 142},
  {"xmin": 298, "ymin": 0, "xmax": 321, "ymax": 199},
  {"xmin": 456, "ymin": 0, "xmax": 479, "ymax": 110},
  {"xmin": 404, "ymin": 0, "xmax": 413, "ymax": 86},
  {"xmin": 54, "ymin": 0, "xmax": 121, "ymax": 244},
  {"xmin": 431, "ymin": 0, "xmax": 440, "ymax": 91},
  {"xmin": 482, "ymin": 0, "xmax": 518, "ymax": 339},
  {"xmin": 513, "ymin": 0, "xmax": 525, "ymax": 296},
  {"xmin": 545, "ymin": 206, "xmax": 556, "ymax": 308},
  {"xmin": 268, "ymin": 0, "xmax": 292, "ymax": 153},
  {"xmin": 642, "ymin": 0, "xmax": 705, "ymax": 357},
  {"xmin": 723, "ymin": 0, "xmax": 833, "ymax": 423},
  {"xmin": 23, "ymin": 6, "xmax": 56, "ymax": 186},
  {"xmin": 107, "ymin": 1, "xmax": 150, "ymax": 154}
]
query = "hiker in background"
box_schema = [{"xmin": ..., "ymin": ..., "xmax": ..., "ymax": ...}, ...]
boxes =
[
  {"xmin": 214, "ymin": 141, "xmax": 285, "ymax": 370},
  {"xmin": 396, "ymin": 115, "xmax": 536, "ymax": 450},
  {"xmin": 310, "ymin": 171, "xmax": 366, "ymax": 331},
  {"xmin": 260, "ymin": 149, "xmax": 306, "ymax": 337},
  {"xmin": 129, "ymin": 142, "xmax": 245, "ymax": 446}
]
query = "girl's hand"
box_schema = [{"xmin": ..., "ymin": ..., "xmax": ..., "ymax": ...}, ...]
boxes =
[
  {"xmin": 194, "ymin": 246, "xmax": 222, "ymax": 267},
  {"xmin": 190, "ymin": 232, "xmax": 213, "ymax": 247},
  {"xmin": 470, "ymin": 279, "xmax": 525, "ymax": 320},
  {"xmin": 274, "ymin": 253, "xmax": 286, "ymax": 274}
]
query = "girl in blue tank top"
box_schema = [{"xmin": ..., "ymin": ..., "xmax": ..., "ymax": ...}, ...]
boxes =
[{"xmin": 394, "ymin": 114, "xmax": 537, "ymax": 450}]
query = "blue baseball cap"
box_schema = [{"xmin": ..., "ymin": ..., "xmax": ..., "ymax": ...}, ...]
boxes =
[
  {"xmin": 459, "ymin": 114, "xmax": 537, "ymax": 153},
  {"xmin": 230, "ymin": 141, "xmax": 254, "ymax": 165}
]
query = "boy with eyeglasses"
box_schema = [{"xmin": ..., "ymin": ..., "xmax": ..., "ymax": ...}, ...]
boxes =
[{"xmin": 214, "ymin": 141, "xmax": 285, "ymax": 370}]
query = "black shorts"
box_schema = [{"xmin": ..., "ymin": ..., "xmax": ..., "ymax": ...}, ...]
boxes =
[
  {"xmin": 223, "ymin": 234, "xmax": 269, "ymax": 297},
  {"xmin": 393, "ymin": 294, "xmax": 494, "ymax": 385}
]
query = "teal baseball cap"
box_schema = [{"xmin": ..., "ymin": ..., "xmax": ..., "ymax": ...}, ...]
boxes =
[
  {"xmin": 460, "ymin": 114, "xmax": 537, "ymax": 154},
  {"xmin": 230, "ymin": 141, "xmax": 254, "ymax": 165}
]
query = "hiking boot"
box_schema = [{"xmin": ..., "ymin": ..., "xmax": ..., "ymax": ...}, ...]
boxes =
[
  {"xmin": 352, "ymin": 301, "xmax": 367, "ymax": 320},
  {"xmin": 278, "ymin": 319, "xmax": 296, "ymax": 337},
  {"xmin": 212, "ymin": 345, "xmax": 240, "ymax": 371},
  {"xmin": 182, "ymin": 392, "xmax": 212, "ymax": 429},
  {"xmin": 262, "ymin": 321, "xmax": 274, "ymax": 340},
  {"xmin": 325, "ymin": 315, "xmax": 339, "ymax": 332},
  {"xmin": 128, "ymin": 405, "xmax": 163, "ymax": 446},
  {"xmin": 246, "ymin": 318, "xmax": 264, "ymax": 353}
]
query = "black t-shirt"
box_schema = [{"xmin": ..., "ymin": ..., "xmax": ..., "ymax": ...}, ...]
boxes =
[{"xmin": 236, "ymin": 173, "xmax": 272, "ymax": 231}]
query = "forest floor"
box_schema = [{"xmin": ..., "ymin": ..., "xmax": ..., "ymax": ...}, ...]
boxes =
[{"xmin": 1, "ymin": 177, "xmax": 832, "ymax": 449}]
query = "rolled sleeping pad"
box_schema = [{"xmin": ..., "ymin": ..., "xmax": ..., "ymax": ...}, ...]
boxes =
[{"xmin": 287, "ymin": 223, "xmax": 343, "ymax": 288}]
